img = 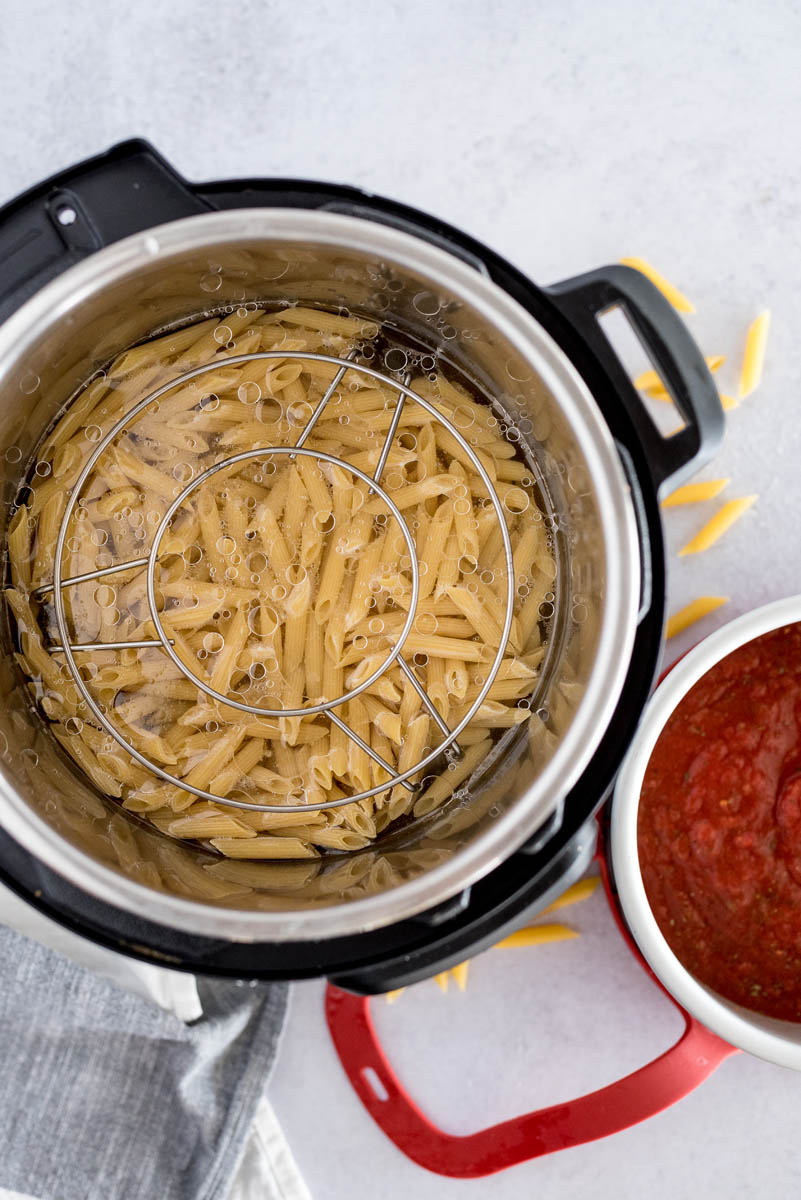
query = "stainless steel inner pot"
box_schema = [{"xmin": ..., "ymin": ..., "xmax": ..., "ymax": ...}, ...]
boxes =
[{"xmin": 0, "ymin": 210, "xmax": 640, "ymax": 941}]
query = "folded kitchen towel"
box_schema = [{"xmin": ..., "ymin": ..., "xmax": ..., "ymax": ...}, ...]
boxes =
[{"xmin": 0, "ymin": 925, "xmax": 289, "ymax": 1200}]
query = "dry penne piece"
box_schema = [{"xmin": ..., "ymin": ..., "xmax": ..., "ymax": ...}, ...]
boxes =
[
  {"xmin": 738, "ymin": 309, "xmax": 770, "ymax": 398},
  {"xmin": 679, "ymin": 497, "xmax": 757, "ymax": 557},
  {"xmin": 619, "ymin": 257, "xmax": 696, "ymax": 313},
  {"xmin": 661, "ymin": 478, "xmax": 729, "ymax": 508},
  {"xmin": 665, "ymin": 596, "xmax": 728, "ymax": 640}
]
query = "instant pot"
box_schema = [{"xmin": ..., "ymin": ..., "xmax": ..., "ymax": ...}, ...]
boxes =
[{"xmin": 0, "ymin": 140, "xmax": 723, "ymax": 990}]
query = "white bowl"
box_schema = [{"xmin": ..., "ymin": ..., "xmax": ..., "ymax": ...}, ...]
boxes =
[{"xmin": 612, "ymin": 594, "xmax": 801, "ymax": 1070}]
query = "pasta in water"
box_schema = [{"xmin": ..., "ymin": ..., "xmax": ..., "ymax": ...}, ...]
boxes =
[{"xmin": 5, "ymin": 307, "xmax": 556, "ymax": 860}]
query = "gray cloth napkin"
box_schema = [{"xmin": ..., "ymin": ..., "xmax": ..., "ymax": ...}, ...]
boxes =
[{"xmin": 0, "ymin": 927, "xmax": 288, "ymax": 1200}]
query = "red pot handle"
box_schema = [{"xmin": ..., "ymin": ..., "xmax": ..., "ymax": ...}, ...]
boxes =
[
  {"xmin": 326, "ymin": 651, "xmax": 736, "ymax": 1177},
  {"xmin": 325, "ymin": 984, "xmax": 734, "ymax": 1178}
]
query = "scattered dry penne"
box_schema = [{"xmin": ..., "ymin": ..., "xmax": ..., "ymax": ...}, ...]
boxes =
[
  {"xmin": 666, "ymin": 596, "xmax": 729, "ymax": 640},
  {"xmin": 739, "ymin": 309, "xmax": 771, "ymax": 398},
  {"xmin": 620, "ymin": 257, "xmax": 696, "ymax": 314},
  {"xmin": 661, "ymin": 478, "xmax": 729, "ymax": 508},
  {"xmin": 679, "ymin": 496, "xmax": 757, "ymax": 557}
]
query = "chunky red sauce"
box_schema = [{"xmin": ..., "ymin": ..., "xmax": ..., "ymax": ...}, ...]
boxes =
[{"xmin": 638, "ymin": 623, "xmax": 801, "ymax": 1021}]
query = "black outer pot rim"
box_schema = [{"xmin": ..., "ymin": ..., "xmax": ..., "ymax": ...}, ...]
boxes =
[{"xmin": 0, "ymin": 142, "xmax": 680, "ymax": 989}]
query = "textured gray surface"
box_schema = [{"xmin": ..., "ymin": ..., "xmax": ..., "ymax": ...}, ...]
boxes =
[
  {"xmin": 0, "ymin": 927, "xmax": 288, "ymax": 1200},
  {"xmin": 1, "ymin": 1, "xmax": 801, "ymax": 1197}
]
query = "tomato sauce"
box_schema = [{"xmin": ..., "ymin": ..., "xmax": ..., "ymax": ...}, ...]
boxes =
[{"xmin": 638, "ymin": 623, "xmax": 801, "ymax": 1021}]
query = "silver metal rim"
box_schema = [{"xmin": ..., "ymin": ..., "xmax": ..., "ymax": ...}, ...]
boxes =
[{"xmin": 0, "ymin": 209, "xmax": 640, "ymax": 941}]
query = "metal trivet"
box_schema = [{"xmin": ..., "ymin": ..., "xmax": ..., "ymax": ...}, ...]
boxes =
[{"xmin": 36, "ymin": 351, "xmax": 517, "ymax": 814}]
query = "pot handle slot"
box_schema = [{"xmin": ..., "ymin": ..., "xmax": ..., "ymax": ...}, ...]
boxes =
[
  {"xmin": 325, "ymin": 984, "xmax": 734, "ymax": 1177},
  {"xmin": 545, "ymin": 266, "xmax": 724, "ymax": 495},
  {"xmin": 0, "ymin": 139, "xmax": 210, "ymax": 323}
]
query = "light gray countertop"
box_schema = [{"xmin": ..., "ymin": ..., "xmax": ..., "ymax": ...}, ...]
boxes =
[{"xmin": 2, "ymin": 0, "xmax": 801, "ymax": 1196}]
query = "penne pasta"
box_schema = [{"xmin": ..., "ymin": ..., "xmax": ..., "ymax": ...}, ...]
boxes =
[
  {"xmin": 7, "ymin": 304, "xmax": 563, "ymax": 863},
  {"xmin": 666, "ymin": 596, "xmax": 728, "ymax": 639},
  {"xmin": 679, "ymin": 496, "xmax": 757, "ymax": 556}
]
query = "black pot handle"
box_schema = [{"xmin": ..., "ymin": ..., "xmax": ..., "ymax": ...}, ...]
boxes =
[
  {"xmin": 0, "ymin": 139, "xmax": 210, "ymax": 324},
  {"xmin": 545, "ymin": 265, "xmax": 724, "ymax": 495}
]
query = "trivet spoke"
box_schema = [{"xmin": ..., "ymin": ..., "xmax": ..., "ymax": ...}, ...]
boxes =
[
  {"xmin": 373, "ymin": 373, "xmax": 411, "ymax": 484},
  {"xmin": 35, "ymin": 556, "xmax": 151, "ymax": 598},
  {"xmin": 328, "ymin": 710, "xmax": 417, "ymax": 793},
  {"xmin": 293, "ymin": 350, "xmax": 357, "ymax": 451},
  {"xmin": 50, "ymin": 638, "xmax": 175, "ymax": 653},
  {"xmin": 397, "ymin": 654, "xmax": 463, "ymax": 760}
]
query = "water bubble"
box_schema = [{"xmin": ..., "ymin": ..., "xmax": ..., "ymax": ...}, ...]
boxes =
[
  {"xmin": 216, "ymin": 535, "xmax": 236, "ymax": 555},
  {"xmin": 503, "ymin": 488, "xmax": 530, "ymax": 514},
  {"xmin": 94, "ymin": 585, "xmax": 116, "ymax": 609},
  {"xmin": 413, "ymin": 652, "xmax": 429, "ymax": 667},
  {"xmin": 19, "ymin": 373, "xmax": 40, "ymax": 395},
  {"xmin": 536, "ymin": 707, "xmax": 550, "ymax": 723},
  {"xmin": 65, "ymin": 717, "xmax": 84, "ymax": 735},
  {"xmin": 451, "ymin": 405, "xmax": 475, "ymax": 430},
  {"xmin": 213, "ymin": 325, "xmax": 233, "ymax": 346},
  {"xmin": 458, "ymin": 554, "xmax": 478, "ymax": 575},
  {"xmin": 288, "ymin": 401, "xmax": 313, "ymax": 427},
  {"xmin": 313, "ymin": 511, "xmax": 336, "ymax": 534},
  {"xmin": 200, "ymin": 274, "xmax": 223, "ymax": 293},
  {"xmin": 480, "ymin": 569, "xmax": 494, "ymax": 585},
  {"xmin": 285, "ymin": 564, "xmax": 307, "ymax": 585},
  {"xmin": 384, "ymin": 348, "xmax": 408, "ymax": 373},
  {"xmin": 85, "ymin": 425, "xmax": 102, "ymax": 443},
  {"xmin": 203, "ymin": 632, "xmax": 224, "ymax": 654},
  {"xmin": 173, "ymin": 462, "xmax": 194, "ymax": 483},
  {"xmin": 205, "ymin": 719, "xmax": 220, "ymax": 733},
  {"xmin": 200, "ymin": 393, "xmax": 220, "ymax": 412},
  {"xmin": 353, "ymin": 634, "xmax": 368, "ymax": 651},
  {"xmin": 413, "ymin": 291, "xmax": 441, "ymax": 317},
  {"xmin": 249, "ymin": 661, "xmax": 267, "ymax": 681},
  {"xmin": 34, "ymin": 460, "xmax": 52, "ymax": 477},
  {"xmin": 271, "ymin": 584, "xmax": 287, "ymax": 601},
  {"xmin": 441, "ymin": 324, "xmax": 457, "ymax": 340},
  {"xmin": 368, "ymin": 617, "xmax": 385, "ymax": 635},
  {"xmin": 247, "ymin": 551, "xmax": 267, "ymax": 574},
  {"xmin": 184, "ymin": 544, "xmax": 203, "ymax": 566},
  {"xmin": 238, "ymin": 382, "xmax": 262, "ymax": 405},
  {"xmin": 414, "ymin": 612, "xmax": 438, "ymax": 636},
  {"xmin": 453, "ymin": 498, "xmax": 471, "ymax": 517}
]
